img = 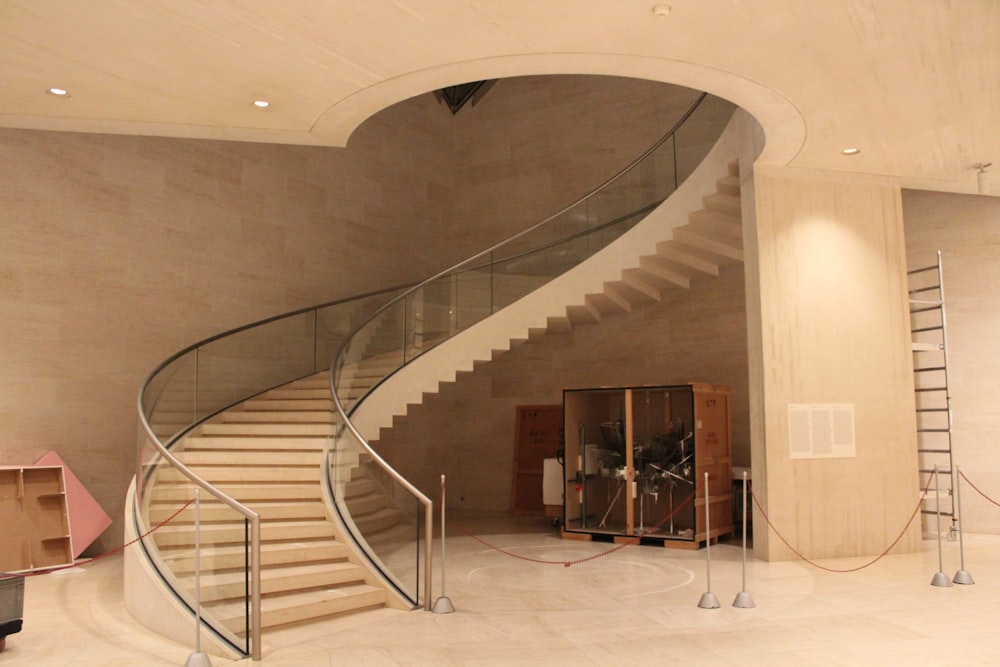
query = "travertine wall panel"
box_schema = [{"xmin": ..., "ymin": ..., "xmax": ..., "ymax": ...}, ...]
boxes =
[
  {"xmin": 749, "ymin": 168, "xmax": 920, "ymax": 561},
  {"xmin": 903, "ymin": 190, "xmax": 1000, "ymax": 534},
  {"xmin": 451, "ymin": 76, "xmax": 702, "ymax": 253}
]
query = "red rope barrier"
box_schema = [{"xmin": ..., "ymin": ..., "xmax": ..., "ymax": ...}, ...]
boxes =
[
  {"xmin": 0, "ymin": 497, "xmax": 196, "ymax": 580},
  {"xmin": 447, "ymin": 490, "xmax": 697, "ymax": 567},
  {"xmin": 749, "ymin": 475, "xmax": 932, "ymax": 573},
  {"xmin": 959, "ymin": 469, "xmax": 1000, "ymax": 508}
]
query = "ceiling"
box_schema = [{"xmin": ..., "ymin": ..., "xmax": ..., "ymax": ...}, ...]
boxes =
[{"xmin": 1, "ymin": 0, "xmax": 997, "ymax": 195}]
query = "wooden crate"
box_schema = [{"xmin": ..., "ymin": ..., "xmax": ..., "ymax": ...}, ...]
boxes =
[{"xmin": 560, "ymin": 383, "xmax": 732, "ymax": 549}]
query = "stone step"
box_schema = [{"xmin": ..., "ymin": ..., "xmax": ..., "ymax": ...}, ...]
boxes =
[
  {"xmin": 176, "ymin": 449, "xmax": 325, "ymax": 467},
  {"xmin": 702, "ymin": 191, "xmax": 742, "ymax": 216},
  {"xmin": 199, "ymin": 422, "xmax": 335, "ymax": 437},
  {"xmin": 153, "ymin": 519, "xmax": 335, "ymax": 548},
  {"xmin": 652, "ymin": 244, "xmax": 721, "ymax": 276},
  {"xmin": 716, "ymin": 173, "xmax": 741, "ymax": 197},
  {"xmin": 210, "ymin": 584, "xmax": 386, "ymax": 634},
  {"xmin": 182, "ymin": 436, "xmax": 329, "ymax": 451},
  {"xmin": 241, "ymin": 398, "xmax": 335, "ymax": 411},
  {"xmin": 192, "ymin": 561, "xmax": 368, "ymax": 603},
  {"xmin": 149, "ymin": 500, "xmax": 327, "ymax": 524},
  {"xmin": 687, "ymin": 208, "xmax": 743, "ymax": 239},
  {"xmin": 160, "ymin": 539, "xmax": 349, "ymax": 575},
  {"xmin": 670, "ymin": 227, "xmax": 744, "ymax": 262},
  {"xmin": 352, "ymin": 506, "xmax": 405, "ymax": 535},
  {"xmin": 156, "ymin": 466, "xmax": 322, "ymax": 484},
  {"xmin": 262, "ymin": 388, "xmax": 336, "ymax": 401},
  {"xmin": 218, "ymin": 410, "xmax": 334, "ymax": 423},
  {"xmin": 150, "ymin": 483, "xmax": 322, "ymax": 503}
]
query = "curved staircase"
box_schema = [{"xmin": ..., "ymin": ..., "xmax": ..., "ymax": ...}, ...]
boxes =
[{"xmin": 130, "ymin": 98, "xmax": 749, "ymax": 659}]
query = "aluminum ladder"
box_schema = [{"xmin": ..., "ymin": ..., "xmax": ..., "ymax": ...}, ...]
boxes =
[{"xmin": 907, "ymin": 250, "xmax": 957, "ymax": 536}]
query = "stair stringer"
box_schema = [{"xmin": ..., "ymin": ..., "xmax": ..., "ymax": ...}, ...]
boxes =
[{"xmin": 348, "ymin": 113, "xmax": 747, "ymax": 441}]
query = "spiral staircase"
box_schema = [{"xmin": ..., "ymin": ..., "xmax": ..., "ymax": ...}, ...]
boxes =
[{"xmin": 128, "ymin": 95, "xmax": 748, "ymax": 659}]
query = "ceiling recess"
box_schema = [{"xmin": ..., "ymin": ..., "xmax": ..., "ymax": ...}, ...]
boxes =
[{"xmin": 435, "ymin": 80, "xmax": 495, "ymax": 114}]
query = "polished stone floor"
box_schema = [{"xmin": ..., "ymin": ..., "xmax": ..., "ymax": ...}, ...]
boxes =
[{"xmin": 7, "ymin": 514, "xmax": 1000, "ymax": 666}]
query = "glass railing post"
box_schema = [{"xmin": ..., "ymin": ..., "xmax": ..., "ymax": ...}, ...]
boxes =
[
  {"xmin": 489, "ymin": 251, "xmax": 496, "ymax": 314},
  {"xmin": 311, "ymin": 308, "xmax": 318, "ymax": 375},
  {"xmin": 193, "ymin": 346, "xmax": 200, "ymax": 425},
  {"xmin": 672, "ymin": 132, "xmax": 679, "ymax": 190}
]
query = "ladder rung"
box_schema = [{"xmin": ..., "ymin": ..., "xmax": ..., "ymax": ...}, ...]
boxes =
[
  {"xmin": 914, "ymin": 366, "xmax": 946, "ymax": 373},
  {"xmin": 917, "ymin": 429, "xmax": 951, "ymax": 434},
  {"xmin": 908, "ymin": 284, "xmax": 941, "ymax": 293},
  {"xmin": 911, "ymin": 325, "xmax": 944, "ymax": 333},
  {"xmin": 918, "ymin": 447, "xmax": 953, "ymax": 452},
  {"xmin": 919, "ymin": 469, "xmax": 953, "ymax": 475},
  {"xmin": 915, "ymin": 387, "xmax": 948, "ymax": 393},
  {"xmin": 907, "ymin": 265, "xmax": 938, "ymax": 276},
  {"xmin": 916, "ymin": 408, "xmax": 949, "ymax": 413},
  {"xmin": 909, "ymin": 305, "xmax": 943, "ymax": 314},
  {"xmin": 920, "ymin": 510, "xmax": 955, "ymax": 516}
]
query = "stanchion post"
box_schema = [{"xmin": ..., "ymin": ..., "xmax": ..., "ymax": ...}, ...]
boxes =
[
  {"xmin": 432, "ymin": 474, "xmax": 455, "ymax": 614},
  {"xmin": 184, "ymin": 489, "xmax": 212, "ymax": 667},
  {"xmin": 733, "ymin": 470, "xmax": 755, "ymax": 608},
  {"xmin": 697, "ymin": 471, "xmax": 721, "ymax": 609},
  {"xmin": 930, "ymin": 465, "xmax": 953, "ymax": 587},
  {"xmin": 952, "ymin": 465, "xmax": 974, "ymax": 585}
]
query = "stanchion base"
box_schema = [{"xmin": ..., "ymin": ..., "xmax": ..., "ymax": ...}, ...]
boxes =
[
  {"xmin": 697, "ymin": 591, "xmax": 721, "ymax": 609},
  {"xmin": 184, "ymin": 651, "xmax": 213, "ymax": 667},
  {"xmin": 930, "ymin": 571, "xmax": 953, "ymax": 587},
  {"xmin": 733, "ymin": 591, "xmax": 756, "ymax": 608},
  {"xmin": 953, "ymin": 569, "xmax": 974, "ymax": 585},
  {"xmin": 432, "ymin": 596, "xmax": 455, "ymax": 614}
]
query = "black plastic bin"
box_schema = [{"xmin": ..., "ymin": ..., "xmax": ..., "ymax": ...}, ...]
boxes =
[{"xmin": 0, "ymin": 575, "xmax": 25, "ymax": 650}]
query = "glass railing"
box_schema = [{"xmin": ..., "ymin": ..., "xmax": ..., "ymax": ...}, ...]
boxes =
[
  {"xmin": 329, "ymin": 93, "xmax": 736, "ymax": 606},
  {"xmin": 135, "ymin": 286, "xmax": 405, "ymax": 658}
]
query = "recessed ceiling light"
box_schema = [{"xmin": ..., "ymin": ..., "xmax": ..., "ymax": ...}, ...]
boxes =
[
  {"xmin": 46, "ymin": 87, "xmax": 69, "ymax": 97},
  {"xmin": 842, "ymin": 147, "xmax": 861, "ymax": 155},
  {"xmin": 651, "ymin": 4, "xmax": 672, "ymax": 16},
  {"xmin": 253, "ymin": 99, "xmax": 270, "ymax": 109}
]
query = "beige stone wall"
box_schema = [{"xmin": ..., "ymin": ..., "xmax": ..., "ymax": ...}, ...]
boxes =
[
  {"xmin": 373, "ymin": 264, "xmax": 750, "ymax": 512},
  {"xmin": 903, "ymin": 190, "xmax": 1000, "ymax": 534},
  {"xmin": 450, "ymin": 76, "xmax": 703, "ymax": 253},
  {"xmin": 0, "ymin": 75, "xmax": 696, "ymax": 551}
]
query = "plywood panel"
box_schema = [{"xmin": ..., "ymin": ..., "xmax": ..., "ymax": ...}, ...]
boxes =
[{"xmin": 34, "ymin": 451, "xmax": 112, "ymax": 558}]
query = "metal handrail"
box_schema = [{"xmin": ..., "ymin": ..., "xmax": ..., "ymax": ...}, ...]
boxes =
[{"xmin": 328, "ymin": 92, "xmax": 725, "ymax": 606}]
